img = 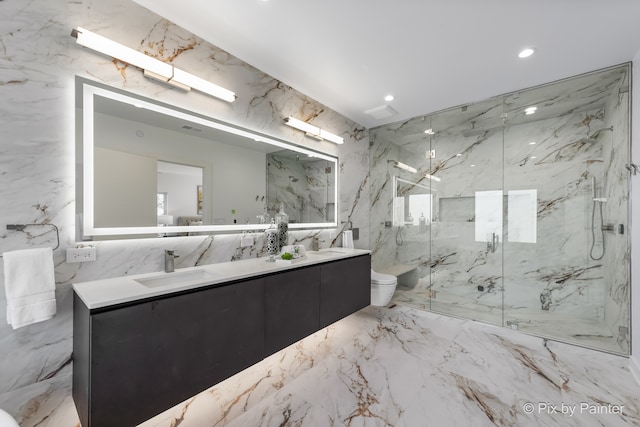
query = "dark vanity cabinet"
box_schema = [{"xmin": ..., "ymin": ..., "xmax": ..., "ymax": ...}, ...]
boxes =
[
  {"xmin": 73, "ymin": 278, "xmax": 265, "ymax": 427},
  {"xmin": 73, "ymin": 254, "xmax": 370, "ymax": 427},
  {"xmin": 320, "ymin": 255, "xmax": 371, "ymax": 328},
  {"xmin": 264, "ymin": 266, "xmax": 321, "ymax": 354}
]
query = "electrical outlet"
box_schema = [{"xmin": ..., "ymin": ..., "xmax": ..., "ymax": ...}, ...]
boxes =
[
  {"xmin": 426, "ymin": 149, "xmax": 436, "ymax": 159},
  {"xmin": 66, "ymin": 247, "xmax": 97, "ymax": 263}
]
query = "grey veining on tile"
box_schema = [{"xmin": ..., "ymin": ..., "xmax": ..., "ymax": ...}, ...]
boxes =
[
  {"xmin": 145, "ymin": 306, "xmax": 639, "ymax": 427},
  {"xmin": 3, "ymin": 303, "xmax": 639, "ymax": 426},
  {"xmin": 0, "ymin": 0, "xmax": 369, "ymax": 420},
  {"xmin": 368, "ymin": 65, "xmax": 630, "ymax": 354}
]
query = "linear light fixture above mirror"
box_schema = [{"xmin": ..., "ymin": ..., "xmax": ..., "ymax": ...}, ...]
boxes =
[
  {"xmin": 71, "ymin": 27, "xmax": 236, "ymax": 103},
  {"xmin": 284, "ymin": 116, "xmax": 344, "ymax": 144},
  {"xmin": 390, "ymin": 160, "xmax": 417, "ymax": 174}
]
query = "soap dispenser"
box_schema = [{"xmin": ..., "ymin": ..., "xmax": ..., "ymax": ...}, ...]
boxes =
[
  {"xmin": 275, "ymin": 204, "xmax": 289, "ymax": 249},
  {"xmin": 419, "ymin": 212, "xmax": 427, "ymax": 232},
  {"xmin": 264, "ymin": 219, "xmax": 279, "ymax": 262}
]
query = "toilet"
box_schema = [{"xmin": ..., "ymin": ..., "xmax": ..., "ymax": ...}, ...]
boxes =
[
  {"xmin": 0, "ymin": 409, "xmax": 18, "ymax": 427},
  {"xmin": 371, "ymin": 269, "xmax": 397, "ymax": 306}
]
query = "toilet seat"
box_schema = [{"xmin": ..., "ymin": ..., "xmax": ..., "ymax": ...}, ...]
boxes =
[
  {"xmin": 370, "ymin": 269, "xmax": 397, "ymax": 306},
  {"xmin": 371, "ymin": 270, "xmax": 397, "ymax": 286}
]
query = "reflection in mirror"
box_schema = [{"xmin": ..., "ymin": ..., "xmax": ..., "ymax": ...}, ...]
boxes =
[
  {"xmin": 76, "ymin": 77, "xmax": 338, "ymax": 239},
  {"xmin": 266, "ymin": 150, "xmax": 336, "ymax": 224},
  {"xmin": 393, "ymin": 176, "xmax": 434, "ymax": 227}
]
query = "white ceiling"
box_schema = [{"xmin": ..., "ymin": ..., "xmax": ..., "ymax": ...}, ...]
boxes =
[{"xmin": 133, "ymin": 0, "xmax": 640, "ymax": 129}]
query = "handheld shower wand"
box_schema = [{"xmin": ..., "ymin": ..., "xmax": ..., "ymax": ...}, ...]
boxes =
[{"xmin": 589, "ymin": 177, "xmax": 605, "ymax": 261}]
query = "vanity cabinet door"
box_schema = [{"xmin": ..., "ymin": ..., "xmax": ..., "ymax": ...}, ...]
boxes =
[
  {"xmin": 264, "ymin": 266, "xmax": 320, "ymax": 354},
  {"xmin": 88, "ymin": 278, "xmax": 265, "ymax": 427},
  {"xmin": 320, "ymin": 255, "xmax": 371, "ymax": 328}
]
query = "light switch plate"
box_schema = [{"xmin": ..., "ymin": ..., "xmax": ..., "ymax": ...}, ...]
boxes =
[{"xmin": 66, "ymin": 247, "xmax": 97, "ymax": 263}]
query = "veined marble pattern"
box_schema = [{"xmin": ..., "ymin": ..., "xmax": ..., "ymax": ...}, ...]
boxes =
[
  {"xmin": 13, "ymin": 305, "xmax": 639, "ymax": 426},
  {"xmin": 266, "ymin": 151, "xmax": 336, "ymax": 224},
  {"xmin": 0, "ymin": 0, "xmax": 369, "ymax": 420},
  {"xmin": 368, "ymin": 65, "xmax": 630, "ymax": 355}
]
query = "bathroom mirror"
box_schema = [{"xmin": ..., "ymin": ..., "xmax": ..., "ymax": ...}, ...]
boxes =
[
  {"xmin": 76, "ymin": 77, "xmax": 338, "ymax": 239},
  {"xmin": 393, "ymin": 176, "xmax": 435, "ymax": 227}
]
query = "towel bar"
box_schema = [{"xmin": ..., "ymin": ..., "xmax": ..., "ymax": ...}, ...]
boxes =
[{"xmin": 2, "ymin": 223, "xmax": 60, "ymax": 256}]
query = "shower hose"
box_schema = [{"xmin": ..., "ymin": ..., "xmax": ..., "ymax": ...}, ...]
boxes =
[{"xmin": 589, "ymin": 200, "xmax": 605, "ymax": 261}]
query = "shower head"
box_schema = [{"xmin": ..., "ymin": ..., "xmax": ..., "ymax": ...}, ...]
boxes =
[
  {"xmin": 579, "ymin": 138, "xmax": 599, "ymax": 144},
  {"xmin": 461, "ymin": 121, "xmax": 502, "ymax": 138},
  {"xmin": 590, "ymin": 126, "xmax": 614, "ymax": 139},
  {"xmin": 578, "ymin": 126, "xmax": 614, "ymax": 144}
]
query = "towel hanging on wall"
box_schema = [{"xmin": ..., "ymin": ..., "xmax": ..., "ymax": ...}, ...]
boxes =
[
  {"xmin": 3, "ymin": 247, "xmax": 56, "ymax": 329},
  {"xmin": 342, "ymin": 230, "xmax": 354, "ymax": 249}
]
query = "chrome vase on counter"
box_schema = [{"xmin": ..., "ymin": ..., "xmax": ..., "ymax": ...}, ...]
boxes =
[{"xmin": 275, "ymin": 204, "xmax": 289, "ymax": 249}]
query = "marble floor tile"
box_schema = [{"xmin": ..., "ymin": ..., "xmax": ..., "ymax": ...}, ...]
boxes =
[
  {"xmin": 8, "ymin": 305, "xmax": 639, "ymax": 427},
  {"xmin": 393, "ymin": 288, "xmax": 625, "ymax": 354}
]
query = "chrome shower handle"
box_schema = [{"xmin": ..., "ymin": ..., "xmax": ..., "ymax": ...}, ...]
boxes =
[{"xmin": 487, "ymin": 232, "xmax": 499, "ymax": 253}]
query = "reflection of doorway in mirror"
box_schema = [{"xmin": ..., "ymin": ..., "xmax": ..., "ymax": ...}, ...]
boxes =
[
  {"xmin": 157, "ymin": 192, "xmax": 168, "ymax": 215},
  {"xmin": 157, "ymin": 160, "xmax": 204, "ymax": 223}
]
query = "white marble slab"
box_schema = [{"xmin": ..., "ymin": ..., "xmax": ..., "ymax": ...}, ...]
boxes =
[{"xmin": 73, "ymin": 248, "xmax": 370, "ymax": 309}]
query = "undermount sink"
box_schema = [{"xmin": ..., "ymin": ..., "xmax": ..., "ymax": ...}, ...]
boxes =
[
  {"xmin": 308, "ymin": 250, "xmax": 347, "ymax": 257},
  {"xmin": 135, "ymin": 268, "xmax": 218, "ymax": 288}
]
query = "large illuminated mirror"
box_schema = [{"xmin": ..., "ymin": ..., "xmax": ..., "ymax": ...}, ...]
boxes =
[{"xmin": 76, "ymin": 77, "xmax": 338, "ymax": 240}]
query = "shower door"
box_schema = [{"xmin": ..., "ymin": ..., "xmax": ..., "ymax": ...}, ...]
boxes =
[
  {"xmin": 501, "ymin": 65, "xmax": 631, "ymax": 354},
  {"xmin": 426, "ymin": 99, "xmax": 506, "ymax": 326},
  {"xmin": 369, "ymin": 64, "xmax": 630, "ymax": 355}
]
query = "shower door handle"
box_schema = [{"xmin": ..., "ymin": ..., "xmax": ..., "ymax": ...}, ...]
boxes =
[{"xmin": 487, "ymin": 232, "xmax": 499, "ymax": 253}]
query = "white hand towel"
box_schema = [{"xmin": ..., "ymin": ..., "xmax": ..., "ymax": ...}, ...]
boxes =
[
  {"xmin": 3, "ymin": 248, "xmax": 56, "ymax": 329},
  {"xmin": 342, "ymin": 230, "xmax": 354, "ymax": 249}
]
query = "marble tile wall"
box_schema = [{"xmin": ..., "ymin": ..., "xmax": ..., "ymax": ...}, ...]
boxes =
[
  {"xmin": 266, "ymin": 152, "xmax": 335, "ymax": 224},
  {"xmin": 0, "ymin": 0, "xmax": 370, "ymax": 423},
  {"xmin": 369, "ymin": 66, "xmax": 631, "ymax": 354}
]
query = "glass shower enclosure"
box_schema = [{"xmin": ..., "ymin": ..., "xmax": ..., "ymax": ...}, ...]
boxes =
[{"xmin": 369, "ymin": 64, "xmax": 630, "ymax": 355}]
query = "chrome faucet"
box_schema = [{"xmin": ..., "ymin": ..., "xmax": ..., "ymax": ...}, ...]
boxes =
[{"xmin": 164, "ymin": 250, "xmax": 179, "ymax": 273}]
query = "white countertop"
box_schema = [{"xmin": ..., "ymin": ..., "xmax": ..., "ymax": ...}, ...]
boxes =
[{"xmin": 73, "ymin": 248, "xmax": 371, "ymax": 309}]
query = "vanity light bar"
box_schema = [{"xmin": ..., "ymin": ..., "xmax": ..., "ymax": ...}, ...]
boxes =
[
  {"xmin": 284, "ymin": 116, "xmax": 344, "ymax": 144},
  {"xmin": 424, "ymin": 173, "xmax": 441, "ymax": 182},
  {"xmin": 393, "ymin": 161, "xmax": 418, "ymax": 174},
  {"xmin": 319, "ymin": 129, "xmax": 345, "ymax": 145},
  {"xmin": 71, "ymin": 27, "xmax": 236, "ymax": 103}
]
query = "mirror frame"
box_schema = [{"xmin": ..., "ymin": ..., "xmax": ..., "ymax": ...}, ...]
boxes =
[{"xmin": 77, "ymin": 77, "xmax": 339, "ymax": 239}]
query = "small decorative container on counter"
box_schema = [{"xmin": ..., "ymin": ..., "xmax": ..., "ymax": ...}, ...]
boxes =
[
  {"xmin": 264, "ymin": 220, "xmax": 279, "ymax": 262},
  {"xmin": 275, "ymin": 204, "xmax": 289, "ymax": 249}
]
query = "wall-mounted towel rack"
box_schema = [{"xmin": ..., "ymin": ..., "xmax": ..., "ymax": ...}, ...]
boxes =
[{"xmin": 3, "ymin": 223, "xmax": 60, "ymax": 255}]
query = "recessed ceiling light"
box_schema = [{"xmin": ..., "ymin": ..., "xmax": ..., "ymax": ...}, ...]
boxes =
[
  {"xmin": 384, "ymin": 94, "xmax": 395, "ymax": 102},
  {"xmin": 525, "ymin": 106, "xmax": 537, "ymax": 115},
  {"xmin": 456, "ymin": 153, "xmax": 462, "ymax": 157},
  {"xmin": 531, "ymin": 156, "xmax": 537, "ymax": 159},
  {"xmin": 470, "ymin": 164, "xmax": 476, "ymax": 168},
  {"xmin": 518, "ymin": 48, "xmax": 535, "ymax": 58},
  {"xmin": 529, "ymin": 141, "xmax": 536, "ymax": 145},
  {"xmin": 424, "ymin": 128, "xmax": 435, "ymax": 135}
]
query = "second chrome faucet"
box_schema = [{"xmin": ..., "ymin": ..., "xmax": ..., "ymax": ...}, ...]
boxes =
[{"xmin": 164, "ymin": 250, "xmax": 179, "ymax": 273}]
